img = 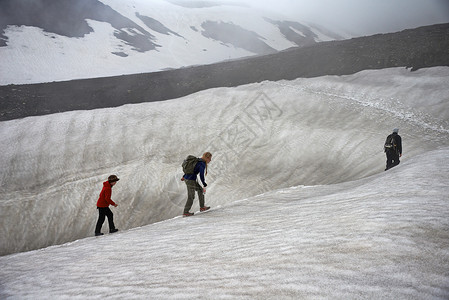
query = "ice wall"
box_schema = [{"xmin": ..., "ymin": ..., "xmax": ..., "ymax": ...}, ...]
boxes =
[{"xmin": 1, "ymin": 67, "xmax": 448, "ymax": 255}]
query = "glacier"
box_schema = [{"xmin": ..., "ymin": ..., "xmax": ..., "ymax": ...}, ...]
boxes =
[{"xmin": 0, "ymin": 66, "xmax": 448, "ymax": 299}]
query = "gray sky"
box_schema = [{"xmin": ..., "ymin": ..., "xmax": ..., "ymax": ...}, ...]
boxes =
[{"xmin": 242, "ymin": 0, "xmax": 449, "ymax": 35}]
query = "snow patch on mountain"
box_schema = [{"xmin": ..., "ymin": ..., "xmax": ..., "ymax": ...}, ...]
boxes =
[{"xmin": 0, "ymin": 0, "xmax": 348, "ymax": 85}]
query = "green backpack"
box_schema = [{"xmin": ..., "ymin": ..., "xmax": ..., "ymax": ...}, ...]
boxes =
[{"xmin": 182, "ymin": 155, "xmax": 199, "ymax": 174}]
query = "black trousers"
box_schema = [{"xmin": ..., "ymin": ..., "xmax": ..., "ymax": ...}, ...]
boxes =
[
  {"xmin": 385, "ymin": 150, "xmax": 400, "ymax": 170},
  {"xmin": 95, "ymin": 207, "xmax": 116, "ymax": 234}
]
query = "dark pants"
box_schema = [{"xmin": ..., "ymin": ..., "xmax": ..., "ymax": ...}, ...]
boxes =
[
  {"xmin": 184, "ymin": 180, "xmax": 205, "ymax": 214},
  {"xmin": 95, "ymin": 207, "xmax": 116, "ymax": 234},
  {"xmin": 385, "ymin": 150, "xmax": 400, "ymax": 170}
]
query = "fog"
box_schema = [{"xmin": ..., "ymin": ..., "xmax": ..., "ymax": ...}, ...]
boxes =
[
  {"xmin": 243, "ymin": 0, "xmax": 449, "ymax": 35},
  {"xmin": 2, "ymin": 0, "xmax": 447, "ymax": 86},
  {"xmin": 3, "ymin": 0, "xmax": 448, "ymax": 41}
]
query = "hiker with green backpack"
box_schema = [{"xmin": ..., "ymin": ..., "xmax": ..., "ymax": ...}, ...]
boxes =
[
  {"xmin": 181, "ymin": 152, "xmax": 212, "ymax": 216},
  {"xmin": 384, "ymin": 128, "xmax": 402, "ymax": 171}
]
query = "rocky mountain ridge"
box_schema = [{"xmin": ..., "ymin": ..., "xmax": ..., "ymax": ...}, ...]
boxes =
[{"xmin": 1, "ymin": 23, "xmax": 448, "ymax": 121}]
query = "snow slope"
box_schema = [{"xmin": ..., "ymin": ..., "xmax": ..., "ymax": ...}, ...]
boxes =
[
  {"xmin": 0, "ymin": 68, "xmax": 449, "ymax": 297},
  {"xmin": 1, "ymin": 66, "xmax": 448, "ymax": 257},
  {"xmin": 0, "ymin": 0, "xmax": 347, "ymax": 85},
  {"xmin": 1, "ymin": 149, "xmax": 448, "ymax": 299}
]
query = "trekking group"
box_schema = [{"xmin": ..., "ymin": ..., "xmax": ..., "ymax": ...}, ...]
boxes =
[
  {"xmin": 94, "ymin": 152, "xmax": 212, "ymax": 236},
  {"xmin": 95, "ymin": 129, "xmax": 403, "ymax": 235}
]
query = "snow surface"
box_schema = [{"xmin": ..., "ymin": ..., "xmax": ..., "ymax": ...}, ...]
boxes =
[{"xmin": 1, "ymin": 67, "xmax": 449, "ymax": 299}]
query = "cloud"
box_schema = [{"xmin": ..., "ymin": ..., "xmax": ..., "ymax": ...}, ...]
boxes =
[{"xmin": 240, "ymin": 0, "xmax": 449, "ymax": 35}]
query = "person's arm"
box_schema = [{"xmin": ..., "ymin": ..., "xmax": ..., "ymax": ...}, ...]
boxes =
[
  {"xmin": 105, "ymin": 187, "xmax": 117, "ymax": 207},
  {"xmin": 199, "ymin": 162, "xmax": 207, "ymax": 187}
]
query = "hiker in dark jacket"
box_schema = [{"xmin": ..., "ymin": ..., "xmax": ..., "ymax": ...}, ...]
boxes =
[
  {"xmin": 384, "ymin": 128, "xmax": 402, "ymax": 171},
  {"xmin": 181, "ymin": 152, "xmax": 212, "ymax": 216},
  {"xmin": 95, "ymin": 175, "xmax": 120, "ymax": 236}
]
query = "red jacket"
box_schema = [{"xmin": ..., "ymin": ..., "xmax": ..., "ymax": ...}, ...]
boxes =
[{"xmin": 96, "ymin": 181, "xmax": 117, "ymax": 207}]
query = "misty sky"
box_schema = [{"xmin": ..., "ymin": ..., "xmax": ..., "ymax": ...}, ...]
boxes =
[{"xmin": 243, "ymin": 0, "xmax": 449, "ymax": 35}]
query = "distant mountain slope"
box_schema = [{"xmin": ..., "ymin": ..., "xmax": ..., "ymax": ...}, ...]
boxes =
[
  {"xmin": 0, "ymin": 0, "xmax": 158, "ymax": 51},
  {"xmin": 0, "ymin": 0, "xmax": 346, "ymax": 85},
  {"xmin": 1, "ymin": 23, "xmax": 448, "ymax": 122}
]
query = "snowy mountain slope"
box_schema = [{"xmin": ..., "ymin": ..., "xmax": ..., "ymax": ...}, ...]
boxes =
[
  {"xmin": 0, "ymin": 0, "xmax": 347, "ymax": 85},
  {"xmin": 1, "ymin": 66, "xmax": 448, "ymax": 256},
  {"xmin": 0, "ymin": 145, "xmax": 448, "ymax": 299}
]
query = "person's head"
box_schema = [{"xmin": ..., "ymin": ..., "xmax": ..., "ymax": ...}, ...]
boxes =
[
  {"xmin": 108, "ymin": 175, "xmax": 120, "ymax": 186},
  {"xmin": 202, "ymin": 152, "xmax": 212, "ymax": 164},
  {"xmin": 393, "ymin": 128, "xmax": 399, "ymax": 134}
]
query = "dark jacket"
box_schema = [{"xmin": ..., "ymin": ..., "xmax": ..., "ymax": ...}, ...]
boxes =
[
  {"xmin": 385, "ymin": 132, "xmax": 402, "ymax": 155},
  {"xmin": 183, "ymin": 159, "xmax": 207, "ymax": 186}
]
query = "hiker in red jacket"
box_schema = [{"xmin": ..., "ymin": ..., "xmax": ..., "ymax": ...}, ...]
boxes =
[{"xmin": 95, "ymin": 175, "xmax": 120, "ymax": 236}]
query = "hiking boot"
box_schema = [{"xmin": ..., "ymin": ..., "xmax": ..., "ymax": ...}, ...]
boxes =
[
  {"xmin": 110, "ymin": 229, "xmax": 119, "ymax": 233},
  {"xmin": 95, "ymin": 232, "xmax": 104, "ymax": 236},
  {"xmin": 183, "ymin": 212, "xmax": 194, "ymax": 217},
  {"xmin": 200, "ymin": 206, "xmax": 210, "ymax": 212}
]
